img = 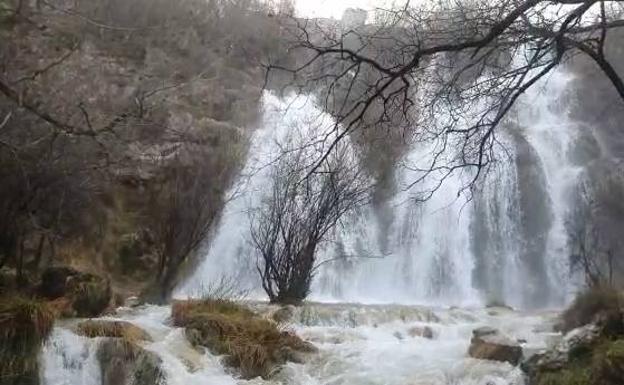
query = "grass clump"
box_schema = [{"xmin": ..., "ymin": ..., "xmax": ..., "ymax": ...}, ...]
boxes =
[
  {"xmin": 0, "ymin": 296, "xmax": 55, "ymax": 383},
  {"xmin": 70, "ymin": 276, "xmax": 112, "ymax": 317},
  {"xmin": 559, "ymin": 286, "xmax": 624, "ymax": 334},
  {"xmin": 172, "ymin": 299, "xmax": 316, "ymax": 379},
  {"xmin": 75, "ymin": 320, "xmax": 152, "ymax": 342}
]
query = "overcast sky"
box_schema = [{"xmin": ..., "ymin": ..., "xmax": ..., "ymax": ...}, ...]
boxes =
[{"xmin": 295, "ymin": 0, "xmax": 390, "ymax": 19}]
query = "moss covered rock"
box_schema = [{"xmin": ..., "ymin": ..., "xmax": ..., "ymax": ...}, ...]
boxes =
[
  {"xmin": 172, "ymin": 299, "xmax": 317, "ymax": 379},
  {"xmin": 0, "ymin": 297, "xmax": 55, "ymax": 385}
]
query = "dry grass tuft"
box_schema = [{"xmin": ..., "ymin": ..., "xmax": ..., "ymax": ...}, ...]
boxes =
[
  {"xmin": 75, "ymin": 320, "xmax": 152, "ymax": 342},
  {"xmin": 172, "ymin": 299, "xmax": 316, "ymax": 379},
  {"xmin": 0, "ymin": 296, "xmax": 55, "ymax": 380}
]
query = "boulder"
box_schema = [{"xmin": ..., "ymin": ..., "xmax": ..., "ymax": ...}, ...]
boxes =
[
  {"xmin": 124, "ymin": 296, "xmax": 141, "ymax": 308},
  {"xmin": 407, "ymin": 326, "xmax": 436, "ymax": 339},
  {"xmin": 75, "ymin": 320, "xmax": 152, "ymax": 342},
  {"xmin": 39, "ymin": 266, "xmax": 112, "ymax": 317},
  {"xmin": 97, "ymin": 339, "xmax": 165, "ymax": 385},
  {"xmin": 468, "ymin": 326, "xmax": 522, "ymax": 365}
]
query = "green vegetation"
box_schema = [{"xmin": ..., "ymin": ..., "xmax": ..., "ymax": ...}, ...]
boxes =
[
  {"xmin": 172, "ymin": 299, "xmax": 316, "ymax": 379},
  {"xmin": 0, "ymin": 296, "xmax": 55, "ymax": 384}
]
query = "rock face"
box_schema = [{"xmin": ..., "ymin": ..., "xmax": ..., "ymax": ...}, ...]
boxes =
[
  {"xmin": 39, "ymin": 266, "xmax": 112, "ymax": 317},
  {"xmin": 468, "ymin": 326, "xmax": 523, "ymax": 365},
  {"xmin": 97, "ymin": 339, "xmax": 165, "ymax": 385}
]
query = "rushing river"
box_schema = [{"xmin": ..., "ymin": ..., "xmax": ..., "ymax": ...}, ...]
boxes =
[{"xmin": 41, "ymin": 303, "xmax": 560, "ymax": 385}]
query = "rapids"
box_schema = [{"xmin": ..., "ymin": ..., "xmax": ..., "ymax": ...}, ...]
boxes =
[{"xmin": 41, "ymin": 303, "xmax": 561, "ymax": 385}]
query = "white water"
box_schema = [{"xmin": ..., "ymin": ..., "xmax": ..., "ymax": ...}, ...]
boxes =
[
  {"xmin": 178, "ymin": 67, "xmax": 581, "ymax": 308},
  {"xmin": 41, "ymin": 303, "xmax": 561, "ymax": 385},
  {"xmin": 41, "ymin": 67, "xmax": 586, "ymax": 385}
]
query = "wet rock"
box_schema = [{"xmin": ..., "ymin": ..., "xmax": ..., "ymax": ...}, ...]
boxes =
[
  {"xmin": 97, "ymin": 339, "xmax": 165, "ymax": 385},
  {"xmin": 75, "ymin": 320, "xmax": 152, "ymax": 342},
  {"xmin": 468, "ymin": 326, "xmax": 522, "ymax": 365},
  {"xmin": 39, "ymin": 266, "xmax": 112, "ymax": 317},
  {"xmin": 393, "ymin": 331, "xmax": 404, "ymax": 340},
  {"xmin": 125, "ymin": 296, "xmax": 141, "ymax": 308},
  {"xmin": 407, "ymin": 326, "xmax": 436, "ymax": 339}
]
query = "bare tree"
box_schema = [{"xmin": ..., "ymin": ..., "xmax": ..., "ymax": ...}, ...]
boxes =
[
  {"xmin": 268, "ymin": 0, "xmax": 624, "ymax": 197},
  {"xmin": 249, "ymin": 135, "xmax": 369, "ymax": 304},
  {"xmin": 567, "ymin": 181, "xmax": 619, "ymax": 287}
]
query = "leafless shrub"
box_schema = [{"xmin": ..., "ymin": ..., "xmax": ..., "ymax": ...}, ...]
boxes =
[{"xmin": 249, "ymin": 133, "xmax": 370, "ymax": 304}]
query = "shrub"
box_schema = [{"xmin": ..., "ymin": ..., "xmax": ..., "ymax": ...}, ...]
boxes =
[
  {"xmin": 172, "ymin": 299, "xmax": 316, "ymax": 379},
  {"xmin": 559, "ymin": 286, "xmax": 624, "ymax": 334},
  {"xmin": 0, "ymin": 296, "xmax": 55, "ymax": 382}
]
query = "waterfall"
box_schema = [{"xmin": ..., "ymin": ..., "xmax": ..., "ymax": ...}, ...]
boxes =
[{"xmin": 178, "ymin": 67, "xmax": 584, "ymax": 309}]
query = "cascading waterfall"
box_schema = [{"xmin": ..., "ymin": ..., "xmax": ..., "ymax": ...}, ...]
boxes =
[
  {"xmin": 40, "ymin": 68, "xmax": 588, "ymax": 385},
  {"xmin": 178, "ymin": 68, "xmax": 581, "ymax": 308}
]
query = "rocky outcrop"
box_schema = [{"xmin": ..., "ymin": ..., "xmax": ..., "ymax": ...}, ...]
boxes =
[
  {"xmin": 97, "ymin": 339, "xmax": 165, "ymax": 385},
  {"xmin": 468, "ymin": 326, "xmax": 522, "ymax": 365},
  {"xmin": 39, "ymin": 267, "xmax": 112, "ymax": 317},
  {"xmin": 522, "ymin": 324, "xmax": 600, "ymax": 381},
  {"xmin": 75, "ymin": 320, "xmax": 152, "ymax": 342}
]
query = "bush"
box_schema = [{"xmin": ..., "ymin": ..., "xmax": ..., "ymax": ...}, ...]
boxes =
[
  {"xmin": 172, "ymin": 299, "xmax": 316, "ymax": 379},
  {"xmin": 559, "ymin": 286, "xmax": 624, "ymax": 334},
  {"xmin": 0, "ymin": 296, "xmax": 55, "ymax": 383}
]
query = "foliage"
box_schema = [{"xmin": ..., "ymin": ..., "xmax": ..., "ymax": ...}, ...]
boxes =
[{"xmin": 172, "ymin": 299, "xmax": 316, "ymax": 379}]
